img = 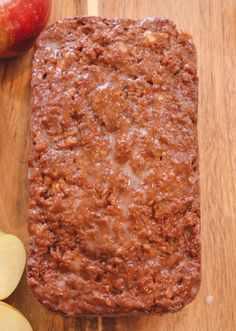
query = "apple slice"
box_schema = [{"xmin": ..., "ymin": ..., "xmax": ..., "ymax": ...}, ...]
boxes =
[
  {"xmin": 0, "ymin": 233, "xmax": 26, "ymax": 300},
  {"xmin": 0, "ymin": 301, "xmax": 33, "ymax": 330}
]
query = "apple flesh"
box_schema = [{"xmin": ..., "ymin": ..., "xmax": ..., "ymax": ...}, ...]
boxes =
[
  {"xmin": 0, "ymin": 302, "xmax": 33, "ymax": 331},
  {"xmin": 0, "ymin": 0, "xmax": 52, "ymax": 58},
  {"xmin": 0, "ymin": 232, "xmax": 26, "ymax": 300}
]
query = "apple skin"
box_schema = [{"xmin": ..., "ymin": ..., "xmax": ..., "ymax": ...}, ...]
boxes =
[{"xmin": 0, "ymin": 0, "xmax": 52, "ymax": 58}]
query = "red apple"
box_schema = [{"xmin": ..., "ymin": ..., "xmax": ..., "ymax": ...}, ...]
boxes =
[{"xmin": 0, "ymin": 0, "xmax": 52, "ymax": 58}]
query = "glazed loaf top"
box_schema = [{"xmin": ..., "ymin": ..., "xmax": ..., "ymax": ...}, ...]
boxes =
[{"xmin": 28, "ymin": 16, "xmax": 200, "ymax": 316}]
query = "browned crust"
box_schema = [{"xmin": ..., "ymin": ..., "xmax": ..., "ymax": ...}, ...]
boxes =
[{"xmin": 28, "ymin": 16, "xmax": 200, "ymax": 317}]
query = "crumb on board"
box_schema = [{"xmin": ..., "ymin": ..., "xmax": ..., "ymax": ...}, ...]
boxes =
[{"xmin": 205, "ymin": 294, "xmax": 214, "ymax": 305}]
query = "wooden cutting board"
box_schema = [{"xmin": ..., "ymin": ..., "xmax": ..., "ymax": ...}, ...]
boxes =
[{"xmin": 0, "ymin": 0, "xmax": 235, "ymax": 330}]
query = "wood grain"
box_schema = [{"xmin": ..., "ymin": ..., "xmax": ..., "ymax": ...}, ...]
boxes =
[{"xmin": 0, "ymin": 0, "xmax": 235, "ymax": 330}]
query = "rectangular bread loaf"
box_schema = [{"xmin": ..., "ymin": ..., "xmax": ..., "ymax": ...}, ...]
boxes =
[{"xmin": 28, "ymin": 16, "xmax": 200, "ymax": 316}]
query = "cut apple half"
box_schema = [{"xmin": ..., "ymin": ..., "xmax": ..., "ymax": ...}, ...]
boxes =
[
  {"xmin": 0, "ymin": 301, "xmax": 33, "ymax": 331},
  {"xmin": 0, "ymin": 233, "xmax": 26, "ymax": 300},
  {"xmin": 0, "ymin": 231, "xmax": 5, "ymax": 238}
]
